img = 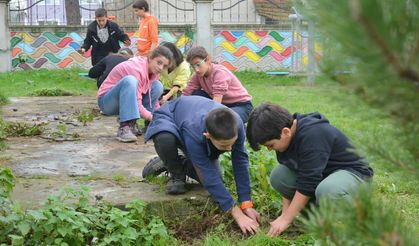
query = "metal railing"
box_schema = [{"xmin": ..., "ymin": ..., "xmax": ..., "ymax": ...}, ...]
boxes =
[
  {"xmin": 8, "ymin": 0, "xmax": 196, "ymax": 26},
  {"xmin": 8, "ymin": 0, "xmax": 293, "ymax": 26},
  {"xmin": 212, "ymin": 0, "xmax": 260, "ymax": 24}
]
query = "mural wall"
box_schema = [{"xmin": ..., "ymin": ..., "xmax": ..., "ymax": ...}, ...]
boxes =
[
  {"xmin": 213, "ymin": 30, "xmax": 321, "ymax": 71},
  {"xmin": 10, "ymin": 29, "xmax": 319, "ymax": 72},
  {"xmin": 10, "ymin": 31, "xmax": 193, "ymax": 70}
]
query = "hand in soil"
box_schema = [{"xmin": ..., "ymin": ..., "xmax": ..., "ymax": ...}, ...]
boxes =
[
  {"xmin": 231, "ymin": 206, "xmax": 260, "ymax": 235},
  {"xmin": 267, "ymin": 215, "xmax": 291, "ymax": 237},
  {"xmin": 242, "ymin": 207, "xmax": 261, "ymax": 224}
]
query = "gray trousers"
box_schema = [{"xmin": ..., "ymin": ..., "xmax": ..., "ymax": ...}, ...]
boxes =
[{"xmin": 270, "ymin": 165, "xmax": 365, "ymax": 201}]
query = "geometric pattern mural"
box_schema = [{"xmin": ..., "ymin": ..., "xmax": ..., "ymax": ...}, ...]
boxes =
[
  {"xmin": 10, "ymin": 31, "xmax": 194, "ymax": 70},
  {"xmin": 214, "ymin": 31, "xmax": 321, "ymax": 72},
  {"xmin": 10, "ymin": 29, "xmax": 318, "ymax": 72},
  {"xmin": 11, "ymin": 32, "xmax": 90, "ymax": 70}
]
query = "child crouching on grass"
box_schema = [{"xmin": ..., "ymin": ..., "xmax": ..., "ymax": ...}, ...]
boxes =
[{"xmin": 246, "ymin": 103, "xmax": 373, "ymax": 236}]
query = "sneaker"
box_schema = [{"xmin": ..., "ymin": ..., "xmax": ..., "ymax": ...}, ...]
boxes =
[
  {"xmin": 116, "ymin": 125, "xmax": 137, "ymax": 143},
  {"xmin": 166, "ymin": 177, "xmax": 187, "ymax": 195},
  {"xmin": 142, "ymin": 156, "xmax": 167, "ymax": 178},
  {"xmin": 130, "ymin": 122, "xmax": 143, "ymax": 136},
  {"xmin": 141, "ymin": 120, "xmax": 150, "ymax": 134}
]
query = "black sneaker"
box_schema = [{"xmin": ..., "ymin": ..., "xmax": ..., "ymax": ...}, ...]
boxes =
[
  {"xmin": 130, "ymin": 121, "xmax": 143, "ymax": 136},
  {"xmin": 142, "ymin": 156, "xmax": 167, "ymax": 178},
  {"xmin": 166, "ymin": 177, "xmax": 187, "ymax": 195}
]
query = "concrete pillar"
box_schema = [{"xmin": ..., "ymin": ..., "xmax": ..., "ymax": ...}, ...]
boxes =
[
  {"xmin": 0, "ymin": 0, "xmax": 11, "ymax": 72},
  {"xmin": 307, "ymin": 21, "xmax": 316, "ymax": 85},
  {"xmin": 193, "ymin": 0, "xmax": 214, "ymax": 56}
]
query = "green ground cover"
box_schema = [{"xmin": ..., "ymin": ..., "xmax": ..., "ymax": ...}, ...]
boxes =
[{"xmin": 0, "ymin": 69, "xmax": 417, "ymax": 245}]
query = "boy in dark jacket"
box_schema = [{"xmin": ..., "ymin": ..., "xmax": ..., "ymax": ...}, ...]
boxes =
[
  {"xmin": 88, "ymin": 47, "xmax": 133, "ymax": 88},
  {"xmin": 246, "ymin": 103, "xmax": 374, "ymax": 237},
  {"xmin": 80, "ymin": 8, "xmax": 131, "ymax": 66},
  {"xmin": 144, "ymin": 96, "xmax": 261, "ymax": 235}
]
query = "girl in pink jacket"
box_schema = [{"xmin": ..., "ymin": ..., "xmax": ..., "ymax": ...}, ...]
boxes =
[{"xmin": 97, "ymin": 46, "xmax": 173, "ymax": 142}]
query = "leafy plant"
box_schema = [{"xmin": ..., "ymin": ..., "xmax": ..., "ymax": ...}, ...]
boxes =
[
  {"xmin": 0, "ymin": 93, "xmax": 7, "ymax": 105},
  {"xmin": 220, "ymin": 147, "xmax": 281, "ymax": 218},
  {"xmin": 0, "ymin": 168, "xmax": 171, "ymax": 245},
  {"xmin": 29, "ymin": 88, "xmax": 73, "ymax": 96},
  {"xmin": 2, "ymin": 121, "xmax": 44, "ymax": 137},
  {"xmin": 75, "ymin": 109, "xmax": 94, "ymax": 126}
]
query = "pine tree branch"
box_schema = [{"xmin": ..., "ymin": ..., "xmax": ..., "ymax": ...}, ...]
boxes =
[
  {"xmin": 349, "ymin": 0, "xmax": 419, "ymax": 87},
  {"xmin": 408, "ymin": 38, "xmax": 419, "ymax": 65}
]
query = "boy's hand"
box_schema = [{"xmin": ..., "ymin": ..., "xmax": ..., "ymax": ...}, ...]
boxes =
[
  {"xmin": 78, "ymin": 48, "xmax": 85, "ymax": 54},
  {"xmin": 159, "ymin": 95, "xmax": 168, "ymax": 105},
  {"xmin": 267, "ymin": 215, "xmax": 292, "ymax": 237},
  {"xmin": 242, "ymin": 207, "xmax": 261, "ymax": 223},
  {"xmin": 231, "ymin": 206, "xmax": 259, "ymax": 235},
  {"xmin": 124, "ymin": 40, "xmax": 131, "ymax": 46}
]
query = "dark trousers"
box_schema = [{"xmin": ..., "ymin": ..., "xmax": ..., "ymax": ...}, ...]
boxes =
[
  {"xmin": 191, "ymin": 89, "xmax": 253, "ymax": 123},
  {"xmin": 153, "ymin": 132, "xmax": 222, "ymax": 182}
]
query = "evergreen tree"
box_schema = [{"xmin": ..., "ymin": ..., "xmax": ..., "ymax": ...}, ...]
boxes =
[
  {"xmin": 295, "ymin": 0, "xmax": 419, "ymax": 164},
  {"xmin": 303, "ymin": 187, "xmax": 416, "ymax": 246}
]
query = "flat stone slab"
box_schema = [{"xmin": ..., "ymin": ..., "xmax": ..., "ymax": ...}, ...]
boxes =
[{"xmin": 1, "ymin": 97, "xmax": 207, "ymax": 209}]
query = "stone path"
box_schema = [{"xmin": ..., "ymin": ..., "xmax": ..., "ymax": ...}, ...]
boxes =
[{"xmin": 1, "ymin": 97, "xmax": 206, "ymax": 209}]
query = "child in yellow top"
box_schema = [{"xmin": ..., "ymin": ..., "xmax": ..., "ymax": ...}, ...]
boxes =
[{"xmin": 159, "ymin": 42, "xmax": 191, "ymax": 104}]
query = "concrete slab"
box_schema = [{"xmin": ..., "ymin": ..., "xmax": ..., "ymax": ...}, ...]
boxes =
[{"xmin": 1, "ymin": 97, "xmax": 208, "ymax": 209}]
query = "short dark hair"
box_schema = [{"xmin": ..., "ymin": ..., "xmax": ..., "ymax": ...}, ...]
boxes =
[
  {"xmin": 118, "ymin": 47, "xmax": 134, "ymax": 58},
  {"xmin": 246, "ymin": 103, "xmax": 293, "ymax": 150},
  {"xmin": 133, "ymin": 0, "xmax": 149, "ymax": 11},
  {"xmin": 95, "ymin": 8, "xmax": 107, "ymax": 17},
  {"xmin": 150, "ymin": 46, "xmax": 174, "ymax": 64},
  {"xmin": 186, "ymin": 46, "xmax": 208, "ymax": 63},
  {"xmin": 205, "ymin": 108, "xmax": 238, "ymax": 140},
  {"xmin": 161, "ymin": 42, "xmax": 184, "ymax": 67}
]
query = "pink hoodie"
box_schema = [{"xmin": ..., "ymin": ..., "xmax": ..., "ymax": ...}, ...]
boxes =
[
  {"xmin": 97, "ymin": 56, "xmax": 159, "ymax": 120},
  {"xmin": 183, "ymin": 63, "xmax": 251, "ymax": 104}
]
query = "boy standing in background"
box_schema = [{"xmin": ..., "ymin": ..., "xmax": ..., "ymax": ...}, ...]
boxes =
[{"xmin": 80, "ymin": 8, "xmax": 131, "ymax": 65}]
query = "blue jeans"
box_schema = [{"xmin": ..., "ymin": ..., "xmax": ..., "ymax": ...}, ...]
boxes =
[
  {"xmin": 142, "ymin": 80, "xmax": 164, "ymax": 112},
  {"xmin": 191, "ymin": 89, "xmax": 253, "ymax": 123},
  {"xmin": 98, "ymin": 75, "xmax": 163, "ymax": 122}
]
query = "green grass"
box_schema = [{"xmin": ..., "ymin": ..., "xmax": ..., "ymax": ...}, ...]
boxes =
[
  {"xmin": 0, "ymin": 68, "xmax": 96, "ymax": 97},
  {"xmin": 0, "ymin": 69, "xmax": 417, "ymax": 244},
  {"xmin": 235, "ymin": 71, "xmax": 418, "ymax": 240}
]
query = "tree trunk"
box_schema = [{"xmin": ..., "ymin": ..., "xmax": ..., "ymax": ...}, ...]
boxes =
[{"xmin": 65, "ymin": 0, "xmax": 81, "ymax": 25}]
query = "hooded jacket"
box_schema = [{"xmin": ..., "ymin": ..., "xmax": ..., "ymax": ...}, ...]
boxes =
[
  {"xmin": 97, "ymin": 56, "xmax": 159, "ymax": 120},
  {"xmin": 144, "ymin": 96, "xmax": 252, "ymax": 212},
  {"xmin": 276, "ymin": 112, "xmax": 374, "ymax": 197}
]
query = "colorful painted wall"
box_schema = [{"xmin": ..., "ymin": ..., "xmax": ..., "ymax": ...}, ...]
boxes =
[
  {"xmin": 10, "ymin": 31, "xmax": 193, "ymax": 70},
  {"xmin": 10, "ymin": 29, "xmax": 319, "ymax": 71},
  {"xmin": 213, "ymin": 30, "xmax": 321, "ymax": 71}
]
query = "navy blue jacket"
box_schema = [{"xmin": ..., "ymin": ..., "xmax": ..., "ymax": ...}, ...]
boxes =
[
  {"xmin": 145, "ymin": 96, "xmax": 251, "ymax": 211},
  {"xmin": 276, "ymin": 112, "xmax": 373, "ymax": 197}
]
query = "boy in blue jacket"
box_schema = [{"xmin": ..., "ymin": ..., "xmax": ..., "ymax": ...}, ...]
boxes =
[
  {"xmin": 144, "ymin": 96, "xmax": 260, "ymax": 234},
  {"xmin": 246, "ymin": 103, "xmax": 373, "ymax": 236}
]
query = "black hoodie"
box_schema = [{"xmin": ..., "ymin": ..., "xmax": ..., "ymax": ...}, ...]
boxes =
[
  {"xmin": 81, "ymin": 20, "xmax": 130, "ymax": 65},
  {"xmin": 275, "ymin": 112, "xmax": 373, "ymax": 197}
]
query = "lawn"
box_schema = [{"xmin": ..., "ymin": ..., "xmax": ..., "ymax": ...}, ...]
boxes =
[{"xmin": 0, "ymin": 69, "xmax": 417, "ymax": 245}]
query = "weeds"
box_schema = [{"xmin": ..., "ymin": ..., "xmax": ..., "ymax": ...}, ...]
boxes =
[
  {"xmin": 29, "ymin": 88, "xmax": 72, "ymax": 96},
  {"xmin": 0, "ymin": 93, "xmax": 7, "ymax": 105},
  {"xmin": 74, "ymin": 109, "xmax": 95, "ymax": 126},
  {"xmin": 0, "ymin": 167, "xmax": 172, "ymax": 245},
  {"xmin": 0, "ymin": 121, "xmax": 44, "ymax": 137}
]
